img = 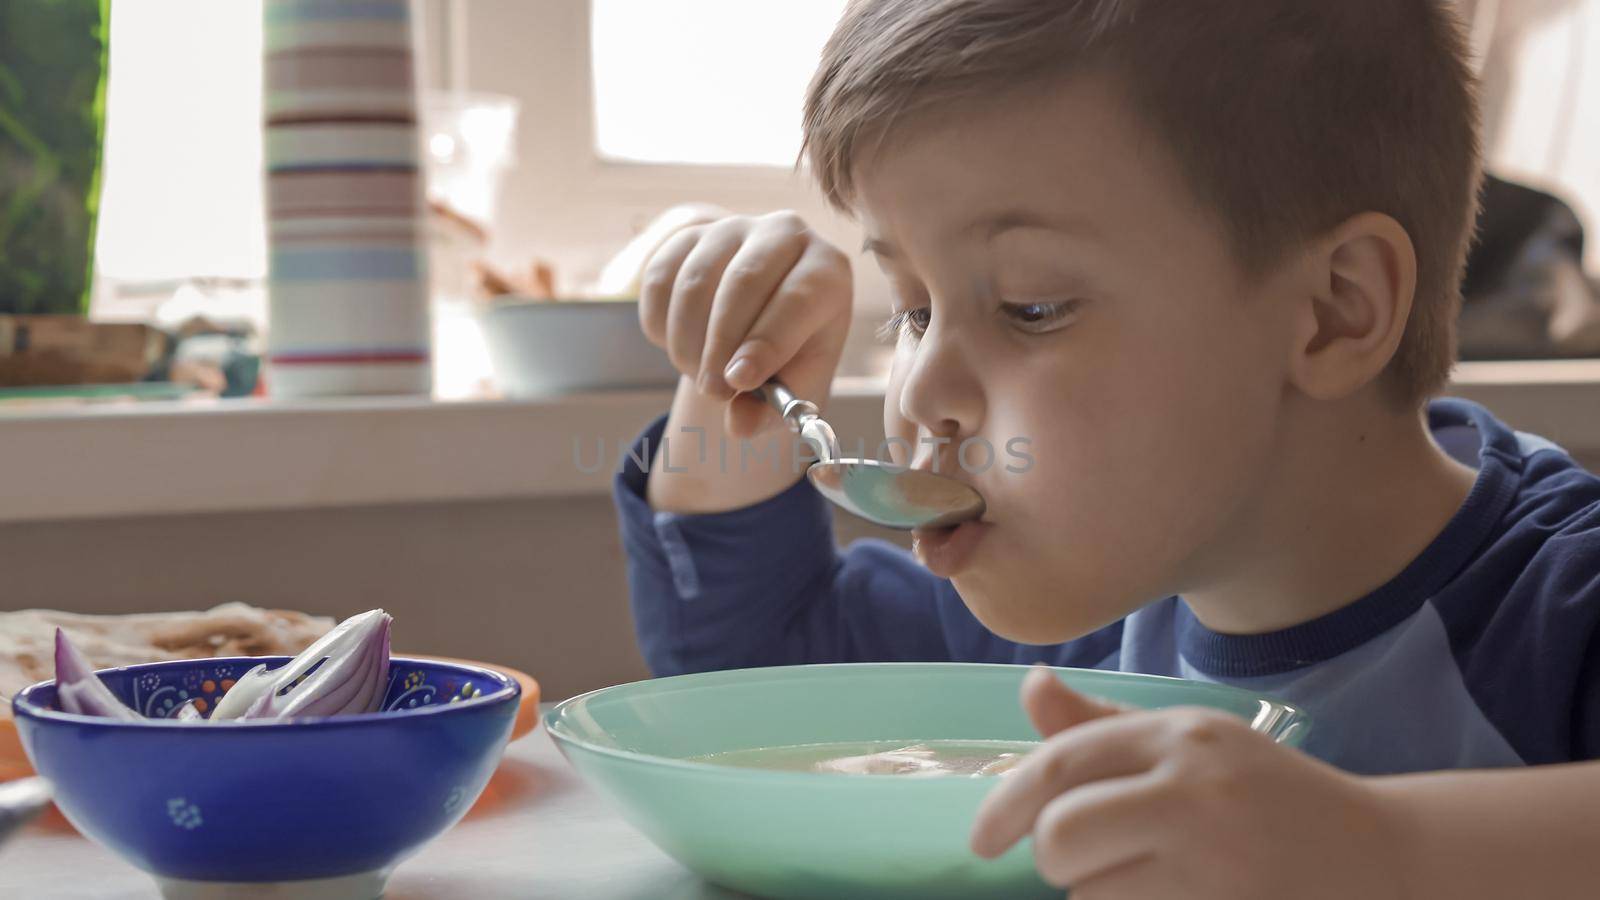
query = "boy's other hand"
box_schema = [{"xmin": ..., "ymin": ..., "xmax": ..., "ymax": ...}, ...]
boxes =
[
  {"xmin": 971, "ymin": 667, "xmax": 1410, "ymax": 899},
  {"xmin": 638, "ymin": 211, "xmax": 852, "ymax": 439}
]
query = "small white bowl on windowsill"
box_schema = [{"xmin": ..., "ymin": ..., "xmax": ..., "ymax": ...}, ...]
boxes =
[{"xmin": 478, "ymin": 297, "xmax": 680, "ymax": 397}]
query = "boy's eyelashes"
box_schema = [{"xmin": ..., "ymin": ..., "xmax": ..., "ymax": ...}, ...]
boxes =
[
  {"xmin": 877, "ymin": 307, "xmax": 931, "ymax": 343},
  {"xmin": 1001, "ymin": 297, "xmax": 1084, "ymax": 333},
  {"xmin": 876, "ymin": 299, "xmax": 1084, "ymax": 343}
]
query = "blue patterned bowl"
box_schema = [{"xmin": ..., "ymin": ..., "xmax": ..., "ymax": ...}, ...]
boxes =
[{"xmin": 11, "ymin": 656, "xmax": 518, "ymax": 900}]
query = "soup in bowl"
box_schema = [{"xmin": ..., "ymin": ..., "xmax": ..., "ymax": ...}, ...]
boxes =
[{"xmin": 546, "ymin": 662, "xmax": 1307, "ymax": 900}]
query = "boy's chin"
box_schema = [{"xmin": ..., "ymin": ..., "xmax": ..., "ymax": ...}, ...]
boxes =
[{"xmin": 953, "ymin": 575, "xmax": 1119, "ymax": 646}]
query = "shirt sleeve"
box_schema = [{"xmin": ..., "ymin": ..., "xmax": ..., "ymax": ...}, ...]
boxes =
[
  {"xmin": 1576, "ymin": 642, "xmax": 1600, "ymax": 760},
  {"xmin": 1431, "ymin": 446, "xmax": 1600, "ymax": 765},
  {"xmin": 613, "ymin": 414, "xmax": 1122, "ymax": 676}
]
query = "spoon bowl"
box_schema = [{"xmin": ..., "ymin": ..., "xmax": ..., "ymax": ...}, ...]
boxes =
[
  {"xmin": 807, "ymin": 460, "xmax": 985, "ymax": 531},
  {"xmin": 754, "ymin": 379, "xmax": 987, "ymax": 531}
]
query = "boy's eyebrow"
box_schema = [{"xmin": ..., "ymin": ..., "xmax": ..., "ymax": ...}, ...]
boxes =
[
  {"xmin": 861, "ymin": 237, "xmax": 896, "ymax": 258},
  {"xmin": 969, "ymin": 210, "xmax": 1101, "ymax": 243},
  {"xmin": 861, "ymin": 211, "xmax": 1101, "ymax": 259}
]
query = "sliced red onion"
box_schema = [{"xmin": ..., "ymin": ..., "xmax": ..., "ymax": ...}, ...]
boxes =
[
  {"xmin": 53, "ymin": 629, "xmax": 142, "ymax": 721},
  {"xmin": 212, "ymin": 609, "xmax": 393, "ymax": 721},
  {"xmin": 52, "ymin": 611, "xmax": 393, "ymax": 724},
  {"xmin": 347, "ymin": 619, "xmax": 390, "ymax": 714},
  {"xmin": 210, "ymin": 609, "xmax": 385, "ymax": 719},
  {"xmin": 209, "ymin": 662, "xmax": 273, "ymax": 720},
  {"xmin": 276, "ymin": 623, "xmax": 386, "ymax": 717},
  {"xmin": 256, "ymin": 612, "xmax": 391, "ymax": 718}
]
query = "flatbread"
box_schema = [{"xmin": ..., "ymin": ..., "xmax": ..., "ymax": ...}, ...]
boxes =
[{"xmin": 0, "ymin": 603, "xmax": 333, "ymax": 717}]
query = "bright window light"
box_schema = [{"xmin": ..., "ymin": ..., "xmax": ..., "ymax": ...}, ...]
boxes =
[
  {"xmin": 1486, "ymin": 0, "xmax": 1600, "ymax": 271},
  {"xmin": 95, "ymin": 0, "xmax": 266, "ymax": 282},
  {"xmin": 590, "ymin": 0, "xmax": 848, "ymax": 167}
]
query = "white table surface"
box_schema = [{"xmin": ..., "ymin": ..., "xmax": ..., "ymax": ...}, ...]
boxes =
[{"xmin": 0, "ymin": 709, "xmax": 752, "ymax": 900}]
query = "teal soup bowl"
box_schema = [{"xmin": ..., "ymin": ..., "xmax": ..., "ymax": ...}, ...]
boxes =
[{"xmin": 546, "ymin": 663, "xmax": 1308, "ymax": 900}]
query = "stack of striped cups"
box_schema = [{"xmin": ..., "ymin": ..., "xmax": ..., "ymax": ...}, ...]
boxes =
[{"xmin": 264, "ymin": 0, "xmax": 432, "ymax": 397}]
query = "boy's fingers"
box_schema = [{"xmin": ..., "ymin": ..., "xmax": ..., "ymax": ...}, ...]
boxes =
[
  {"xmin": 697, "ymin": 230, "xmax": 808, "ymax": 399},
  {"xmin": 665, "ymin": 223, "xmax": 746, "ymax": 375},
  {"xmin": 1027, "ymin": 774, "xmax": 1167, "ymax": 888},
  {"xmin": 638, "ymin": 226, "xmax": 704, "ymax": 347},
  {"xmin": 970, "ymin": 711, "xmax": 1168, "ymax": 858},
  {"xmin": 1021, "ymin": 665, "xmax": 1122, "ymax": 738},
  {"xmin": 723, "ymin": 241, "xmax": 851, "ymax": 393},
  {"xmin": 722, "ymin": 336, "xmax": 837, "ymax": 440},
  {"xmin": 1067, "ymin": 854, "xmax": 1169, "ymax": 900},
  {"xmin": 724, "ymin": 391, "xmax": 779, "ymax": 441}
]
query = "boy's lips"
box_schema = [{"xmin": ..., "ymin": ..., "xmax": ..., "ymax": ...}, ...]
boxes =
[{"xmin": 911, "ymin": 520, "xmax": 994, "ymax": 578}]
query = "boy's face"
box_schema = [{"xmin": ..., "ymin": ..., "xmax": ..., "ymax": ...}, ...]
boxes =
[{"xmin": 857, "ymin": 73, "xmax": 1304, "ymax": 643}]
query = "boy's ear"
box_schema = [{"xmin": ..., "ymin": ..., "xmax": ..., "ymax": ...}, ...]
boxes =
[{"xmin": 1286, "ymin": 212, "xmax": 1417, "ymax": 401}]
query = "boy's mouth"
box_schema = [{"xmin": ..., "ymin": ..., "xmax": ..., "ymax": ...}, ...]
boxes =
[{"xmin": 911, "ymin": 520, "xmax": 994, "ymax": 578}]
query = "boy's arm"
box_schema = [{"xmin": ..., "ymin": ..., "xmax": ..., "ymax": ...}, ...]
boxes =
[
  {"xmin": 1380, "ymin": 763, "xmax": 1600, "ymax": 897},
  {"xmin": 617, "ymin": 412, "xmax": 1010, "ymax": 675},
  {"xmin": 969, "ymin": 668, "xmax": 1600, "ymax": 898},
  {"xmin": 617, "ymin": 409, "xmax": 1125, "ymax": 675}
]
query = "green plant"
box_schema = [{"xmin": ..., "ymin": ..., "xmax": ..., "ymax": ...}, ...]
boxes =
[{"xmin": 0, "ymin": 0, "xmax": 111, "ymax": 315}]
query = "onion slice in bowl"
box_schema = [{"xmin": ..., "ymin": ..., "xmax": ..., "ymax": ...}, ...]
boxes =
[
  {"xmin": 211, "ymin": 609, "xmax": 393, "ymax": 721},
  {"xmin": 53, "ymin": 629, "xmax": 141, "ymax": 721},
  {"xmin": 50, "ymin": 610, "xmax": 395, "ymax": 723}
]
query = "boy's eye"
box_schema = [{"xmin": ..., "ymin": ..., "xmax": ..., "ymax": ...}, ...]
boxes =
[
  {"xmin": 1001, "ymin": 299, "xmax": 1082, "ymax": 334},
  {"xmin": 876, "ymin": 307, "xmax": 932, "ymax": 342}
]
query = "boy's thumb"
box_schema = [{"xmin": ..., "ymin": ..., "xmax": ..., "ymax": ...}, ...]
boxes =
[{"xmin": 1021, "ymin": 665, "xmax": 1122, "ymax": 738}]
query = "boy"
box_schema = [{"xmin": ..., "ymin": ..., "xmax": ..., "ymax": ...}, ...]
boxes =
[{"xmin": 614, "ymin": 1, "xmax": 1600, "ymax": 895}]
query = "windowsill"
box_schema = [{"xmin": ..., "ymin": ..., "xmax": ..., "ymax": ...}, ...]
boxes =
[
  {"xmin": 0, "ymin": 376, "xmax": 891, "ymax": 524},
  {"xmin": 1, "ymin": 361, "xmax": 1596, "ymax": 525}
]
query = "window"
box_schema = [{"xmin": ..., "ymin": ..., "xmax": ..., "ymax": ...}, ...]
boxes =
[
  {"xmin": 1481, "ymin": 0, "xmax": 1600, "ymax": 271},
  {"xmin": 95, "ymin": 0, "xmax": 266, "ymax": 284},
  {"xmin": 589, "ymin": 0, "xmax": 848, "ymax": 167}
]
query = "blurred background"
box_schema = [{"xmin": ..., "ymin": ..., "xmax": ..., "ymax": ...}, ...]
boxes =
[
  {"xmin": 85, "ymin": 0, "xmax": 1600, "ymax": 362},
  {"xmin": 1, "ymin": 0, "xmax": 1597, "ymax": 699}
]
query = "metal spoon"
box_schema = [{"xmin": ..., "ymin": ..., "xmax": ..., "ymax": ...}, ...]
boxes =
[{"xmin": 753, "ymin": 379, "xmax": 986, "ymax": 530}]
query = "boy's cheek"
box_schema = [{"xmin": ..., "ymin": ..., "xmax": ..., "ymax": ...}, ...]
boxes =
[
  {"xmin": 881, "ymin": 352, "xmax": 926, "ymax": 467},
  {"xmin": 956, "ymin": 550, "xmax": 1152, "ymax": 643},
  {"xmin": 963, "ymin": 431, "xmax": 1219, "ymax": 635}
]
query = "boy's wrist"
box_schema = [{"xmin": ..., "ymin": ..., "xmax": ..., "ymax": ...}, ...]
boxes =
[
  {"xmin": 1362, "ymin": 775, "xmax": 1442, "ymax": 899},
  {"xmin": 645, "ymin": 376, "xmax": 808, "ymax": 515}
]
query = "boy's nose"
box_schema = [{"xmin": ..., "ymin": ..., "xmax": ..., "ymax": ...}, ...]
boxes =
[{"xmin": 895, "ymin": 323, "xmax": 985, "ymax": 449}]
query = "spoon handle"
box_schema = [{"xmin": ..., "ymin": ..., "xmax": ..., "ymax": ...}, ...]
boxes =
[
  {"xmin": 754, "ymin": 378, "xmax": 819, "ymax": 425},
  {"xmin": 753, "ymin": 379, "xmax": 837, "ymax": 463}
]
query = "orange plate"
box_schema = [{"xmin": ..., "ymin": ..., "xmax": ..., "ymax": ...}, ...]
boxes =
[
  {"xmin": 0, "ymin": 721, "xmax": 28, "ymax": 781},
  {"xmin": 0, "ymin": 656, "xmax": 540, "ymax": 781}
]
